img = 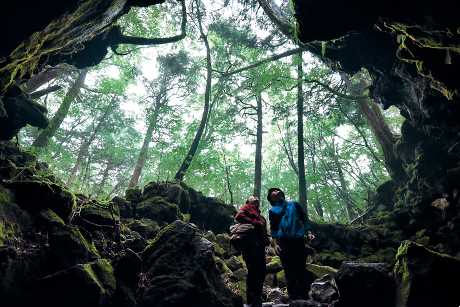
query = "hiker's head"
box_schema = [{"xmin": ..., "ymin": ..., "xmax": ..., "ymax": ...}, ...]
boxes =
[
  {"xmin": 267, "ymin": 188, "xmax": 285, "ymax": 204},
  {"xmin": 246, "ymin": 195, "xmax": 260, "ymax": 207}
]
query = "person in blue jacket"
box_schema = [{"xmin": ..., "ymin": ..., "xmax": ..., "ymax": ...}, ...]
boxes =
[{"xmin": 267, "ymin": 187, "xmax": 315, "ymax": 301}]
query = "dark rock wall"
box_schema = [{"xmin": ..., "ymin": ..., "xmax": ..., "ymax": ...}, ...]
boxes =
[{"xmin": 294, "ymin": 0, "xmax": 460, "ymax": 257}]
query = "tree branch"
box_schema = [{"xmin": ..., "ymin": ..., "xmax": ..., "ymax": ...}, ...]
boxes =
[
  {"xmin": 115, "ymin": 0, "xmax": 187, "ymax": 46},
  {"xmin": 222, "ymin": 48, "xmax": 304, "ymax": 77},
  {"xmin": 29, "ymin": 85, "xmax": 62, "ymax": 99}
]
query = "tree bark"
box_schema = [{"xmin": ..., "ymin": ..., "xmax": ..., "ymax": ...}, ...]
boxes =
[
  {"xmin": 29, "ymin": 85, "xmax": 62, "ymax": 99},
  {"xmin": 223, "ymin": 48, "xmax": 303, "ymax": 77},
  {"xmin": 128, "ymin": 98, "xmax": 162, "ymax": 188},
  {"xmin": 349, "ymin": 78, "xmax": 406, "ymax": 181},
  {"xmin": 296, "ymin": 54, "xmax": 308, "ymax": 216},
  {"xmin": 309, "ymin": 140, "xmax": 324, "ymax": 218},
  {"xmin": 222, "ymin": 152, "xmax": 234, "ymax": 205},
  {"xmin": 256, "ymin": 0, "xmax": 295, "ymax": 39},
  {"xmin": 67, "ymin": 97, "xmax": 115, "ymax": 187},
  {"xmin": 32, "ymin": 69, "xmax": 88, "ymax": 147},
  {"xmin": 96, "ymin": 159, "xmax": 113, "ymax": 196},
  {"xmin": 174, "ymin": 0, "xmax": 211, "ymax": 182},
  {"xmin": 331, "ymin": 139, "xmax": 356, "ymax": 222},
  {"xmin": 253, "ymin": 93, "xmax": 263, "ymax": 200}
]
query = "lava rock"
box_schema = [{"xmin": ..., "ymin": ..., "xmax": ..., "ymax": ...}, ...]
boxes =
[
  {"xmin": 125, "ymin": 218, "xmax": 160, "ymax": 239},
  {"xmin": 36, "ymin": 259, "xmax": 116, "ymax": 307},
  {"xmin": 226, "ymin": 255, "xmax": 244, "ymax": 272},
  {"xmin": 136, "ymin": 196, "xmax": 182, "ymax": 225},
  {"xmin": 5, "ymin": 179, "xmax": 75, "ymax": 222},
  {"xmin": 335, "ymin": 262, "xmax": 394, "ymax": 307},
  {"xmin": 48, "ymin": 225, "xmax": 100, "ymax": 271},
  {"xmin": 139, "ymin": 220, "xmax": 241, "ymax": 307},
  {"xmin": 190, "ymin": 196, "xmax": 236, "ymax": 234},
  {"xmin": 309, "ymin": 274, "xmax": 339, "ymax": 304},
  {"xmin": 394, "ymin": 240, "xmax": 460, "ymax": 307}
]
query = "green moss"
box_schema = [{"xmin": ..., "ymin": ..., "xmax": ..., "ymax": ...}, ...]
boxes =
[
  {"xmin": 0, "ymin": 186, "xmax": 12, "ymax": 204},
  {"xmin": 213, "ymin": 242, "xmax": 226, "ymax": 257},
  {"xmin": 142, "ymin": 222, "xmax": 177, "ymax": 255},
  {"xmin": 394, "ymin": 241, "xmax": 412, "ymax": 306},
  {"xmin": 276, "ymin": 270, "xmax": 286, "ymax": 287},
  {"xmin": 305, "ymin": 263, "xmax": 338, "ymax": 278},
  {"xmin": 0, "ymin": 221, "xmax": 20, "ymax": 247},
  {"xmin": 214, "ymin": 256, "xmax": 232, "ymax": 276},
  {"xmin": 38, "ymin": 208, "xmax": 65, "ymax": 228},
  {"xmin": 92, "ymin": 259, "xmax": 117, "ymax": 293},
  {"xmin": 267, "ymin": 256, "xmax": 283, "ymax": 273}
]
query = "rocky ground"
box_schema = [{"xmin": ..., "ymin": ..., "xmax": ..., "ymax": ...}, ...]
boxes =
[{"xmin": 1, "ymin": 140, "xmax": 460, "ymax": 307}]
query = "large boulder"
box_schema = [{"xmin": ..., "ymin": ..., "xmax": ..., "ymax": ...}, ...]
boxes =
[
  {"xmin": 36, "ymin": 259, "xmax": 116, "ymax": 307},
  {"xmin": 5, "ymin": 179, "xmax": 75, "ymax": 222},
  {"xmin": 139, "ymin": 220, "xmax": 241, "ymax": 307},
  {"xmin": 142, "ymin": 182, "xmax": 191, "ymax": 213},
  {"xmin": 0, "ymin": 246, "xmax": 44, "ymax": 306},
  {"xmin": 0, "ymin": 185, "xmax": 32, "ymax": 246},
  {"xmin": 125, "ymin": 218, "xmax": 160, "ymax": 239},
  {"xmin": 190, "ymin": 196, "xmax": 236, "ymax": 234},
  {"xmin": 48, "ymin": 225, "xmax": 100, "ymax": 271},
  {"xmin": 78, "ymin": 201, "xmax": 120, "ymax": 229},
  {"xmin": 394, "ymin": 241, "xmax": 460, "ymax": 307},
  {"xmin": 136, "ymin": 196, "xmax": 182, "ymax": 226},
  {"xmin": 335, "ymin": 262, "xmax": 394, "ymax": 307}
]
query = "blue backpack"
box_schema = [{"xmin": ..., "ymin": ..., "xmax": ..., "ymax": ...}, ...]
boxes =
[{"xmin": 270, "ymin": 200, "xmax": 307, "ymax": 239}]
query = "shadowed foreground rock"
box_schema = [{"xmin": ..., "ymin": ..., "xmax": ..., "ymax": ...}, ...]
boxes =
[
  {"xmin": 394, "ymin": 241, "xmax": 460, "ymax": 307},
  {"xmin": 139, "ymin": 220, "xmax": 242, "ymax": 307},
  {"xmin": 335, "ymin": 262, "xmax": 394, "ymax": 307}
]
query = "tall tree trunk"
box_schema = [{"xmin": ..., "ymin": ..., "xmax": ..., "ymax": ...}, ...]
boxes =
[
  {"xmin": 32, "ymin": 69, "xmax": 88, "ymax": 147},
  {"xmin": 356, "ymin": 94, "xmax": 405, "ymax": 180},
  {"xmin": 309, "ymin": 141, "xmax": 324, "ymax": 218},
  {"xmin": 253, "ymin": 93, "xmax": 263, "ymax": 200},
  {"xmin": 331, "ymin": 139, "xmax": 356, "ymax": 221},
  {"xmin": 96, "ymin": 160, "xmax": 113, "ymax": 196},
  {"xmin": 174, "ymin": 0, "xmax": 211, "ymax": 181},
  {"xmin": 67, "ymin": 98, "xmax": 115, "ymax": 187},
  {"xmin": 344, "ymin": 75, "xmax": 406, "ymax": 181},
  {"xmin": 222, "ymin": 152, "xmax": 234, "ymax": 205},
  {"xmin": 128, "ymin": 101, "xmax": 161, "ymax": 188},
  {"xmin": 296, "ymin": 54, "xmax": 308, "ymax": 217}
]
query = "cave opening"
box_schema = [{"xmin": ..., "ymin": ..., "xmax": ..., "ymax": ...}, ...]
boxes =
[{"xmin": 1, "ymin": 0, "xmax": 460, "ymax": 306}]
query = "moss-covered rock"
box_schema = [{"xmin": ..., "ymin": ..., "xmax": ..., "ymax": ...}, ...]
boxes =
[
  {"xmin": 5, "ymin": 179, "xmax": 75, "ymax": 222},
  {"xmin": 0, "ymin": 246, "xmax": 44, "ymax": 306},
  {"xmin": 48, "ymin": 225, "xmax": 100, "ymax": 270},
  {"xmin": 225, "ymin": 255, "xmax": 244, "ymax": 272},
  {"xmin": 136, "ymin": 196, "xmax": 182, "ymax": 225},
  {"xmin": 125, "ymin": 218, "xmax": 160, "ymax": 240},
  {"xmin": 36, "ymin": 208, "xmax": 65, "ymax": 229},
  {"xmin": 37, "ymin": 259, "xmax": 116, "ymax": 307},
  {"xmin": 112, "ymin": 196, "xmax": 133, "ymax": 218},
  {"xmin": 112, "ymin": 248, "xmax": 142, "ymax": 286},
  {"xmin": 79, "ymin": 203, "xmax": 119, "ymax": 229},
  {"xmin": 335, "ymin": 262, "xmax": 394, "ymax": 307},
  {"xmin": 0, "ymin": 185, "xmax": 31, "ymax": 246},
  {"xmin": 266, "ymin": 256, "xmax": 283, "ymax": 274},
  {"xmin": 305, "ymin": 263, "xmax": 338, "ymax": 278},
  {"xmin": 394, "ymin": 241, "xmax": 460, "ymax": 307},
  {"xmin": 190, "ymin": 196, "xmax": 236, "ymax": 234},
  {"xmin": 139, "ymin": 220, "xmax": 241, "ymax": 307}
]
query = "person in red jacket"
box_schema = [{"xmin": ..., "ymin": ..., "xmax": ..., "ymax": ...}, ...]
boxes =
[{"xmin": 234, "ymin": 196, "xmax": 269, "ymax": 307}]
